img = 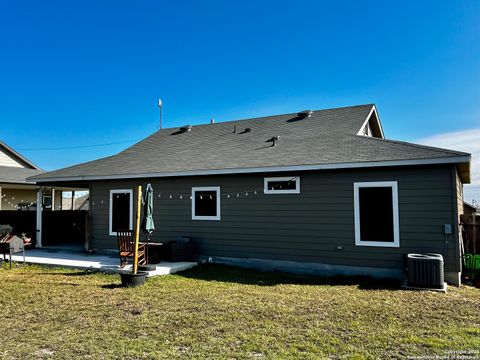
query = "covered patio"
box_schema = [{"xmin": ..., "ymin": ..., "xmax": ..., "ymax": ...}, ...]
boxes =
[{"xmin": 9, "ymin": 248, "xmax": 197, "ymax": 276}]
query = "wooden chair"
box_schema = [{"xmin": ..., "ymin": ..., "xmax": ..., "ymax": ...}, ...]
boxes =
[{"xmin": 116, "ymin": 230, "xmax": 147, "ymax": 268}]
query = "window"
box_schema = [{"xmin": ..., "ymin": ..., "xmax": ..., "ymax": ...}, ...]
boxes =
[
  {"xmin": 42, "ymin": 195, "xmax": 52, "ymax": 211},
  {"xmin": 109, "ymin": 189, "xmax": 133, "ymax": 235},
  {"xmin": 264, "ymin": 176, "xmax": 300, "ymax": 194},
  {"xmin": 192, "ymin": 187, "xmax": 220, "ymax": 220},
  {"xmin": 353, "ymin": 181, "xmax": 399, "ymax": 247}
]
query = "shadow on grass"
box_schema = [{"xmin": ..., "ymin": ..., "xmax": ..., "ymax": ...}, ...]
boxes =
[
  {"xmin": 101, "ymin": 283, "xmax": 124, "ymax": 289},
  {"xmin": 12, "ymin": 264, "xmax": 403, "ymax": 290},
  {"xmin": 178, "ymin": 264, "xmax": 403, "ymax": 290},
  {"xmin": 31, "ymin": 270, "xmax": 102, "ymax": 277}
]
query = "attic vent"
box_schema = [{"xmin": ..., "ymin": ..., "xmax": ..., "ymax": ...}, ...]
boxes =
[
  {"xmin": 297, "ymin": 110, "xmax": 313, "ymax": 119},
  {"xmin": 180, "ymin": 125, "xmax": 192, "ymax": 133},
  {"xmin": 269, "ymin": 136, "xmax": 281, "ymax": 147}
]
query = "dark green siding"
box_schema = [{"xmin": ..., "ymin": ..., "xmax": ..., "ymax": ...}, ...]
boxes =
[{"xmin": 88, "ymin": 165, "xmax": 459, "ymax": 272}]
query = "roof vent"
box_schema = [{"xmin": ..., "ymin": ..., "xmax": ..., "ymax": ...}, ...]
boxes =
[
  {"xmin": 297, "ymin": 110, "xmax": 313, "ymax": 119},
  {"xmin": 180, "ymin": 125, "xmax": 192, "ymax": 133},
  {"xmin": 210, "ymin": 118, "xmax": 215, "ymax": 124},
  {"xmin": 269, "ymin": 136, "xmax": 281, "ymax": 147}
]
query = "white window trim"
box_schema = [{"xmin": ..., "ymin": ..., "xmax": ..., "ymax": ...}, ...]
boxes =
[
  {"xmin": 109, "ymin": 189, "xmax": 133, "ymax": 236},
  {"xmin": 42, "ymin": 195, "xmax": 52, "ymax": 208},
  {"xmin": 353, "ymin": 181, "xmax": 400, "ymax": 248},
  {"xmin": 264, "ymin": 176, "xmax": 300, "ymax": 194},
  {"xmin": 191, "ymin": 186, "xmax": 221, "ymax": 221}
]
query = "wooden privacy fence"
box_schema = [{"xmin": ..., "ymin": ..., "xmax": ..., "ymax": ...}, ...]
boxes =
[
  {"xmin": 461, "ymin": 214, "xmax": 480, "ymax": 254},
  {"xmin": 42, "ymin": 210, "xmax": 89, "ymax": 247},
  {"xmin": 0, "ymin": 210, "xmax": 89, "ymax": 248}
]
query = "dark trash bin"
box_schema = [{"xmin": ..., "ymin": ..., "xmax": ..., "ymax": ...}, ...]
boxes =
[
  {"xmin": 147, "ymin": 237, "xmax": 194, "ymax": 262},
  {"xmin": 146, "ymin": 242, "xmax": 169, "ymax": 264},
  {"xmin": 168, "ymin": 237, "xmax": 193, "ymax": 262}
]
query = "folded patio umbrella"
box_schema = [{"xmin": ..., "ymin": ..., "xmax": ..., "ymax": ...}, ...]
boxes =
[{"xmin": 141, "ymin": 183, "xmax": 155, "ymax": 235}]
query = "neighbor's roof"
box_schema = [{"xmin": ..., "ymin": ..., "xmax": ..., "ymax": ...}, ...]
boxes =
[
  {"xmin": 30, "ymin": 104, "xmax": 471, "ymax": 183},
  {"xmin": 0, "ymin": 166, "xmax": 44, "ymax": 185},
  {"xmin": 0, "ymin": 140, "xmax": 41, "ymax": 170},
  {"xmin": 464, "ymin": 202, "xmax": 478, "ymax": 213}
]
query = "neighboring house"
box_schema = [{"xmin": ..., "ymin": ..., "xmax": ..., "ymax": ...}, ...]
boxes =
[
  {"xmin": 0, "ymin": 140, "xmax": 45, "ymax": 210},
  {"xmin": 463, "ymin": 202, "xmax": 478, "ymax": 216},
  {"xmin": 61, "ymin": 193, "xmax": 89, "ymax": 211},
  {"xmin": 0, "ymin": 140, "xmax": 84, "ymax": 211},
  {"xmin": 30, "ymin": 104, "xmax": 472, "ymax": 285}
]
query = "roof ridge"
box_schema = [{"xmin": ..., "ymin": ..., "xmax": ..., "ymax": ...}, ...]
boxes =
[{"xmin": 152, "ymin": 103, "xmax": 375, "ymax": 131}]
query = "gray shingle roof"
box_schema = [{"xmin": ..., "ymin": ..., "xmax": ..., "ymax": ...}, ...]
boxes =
[
  {"xmin": 0, "ymin": 166, "xmax": 44, "ymax": 184},
  {"xmin": 30, "ymin": 104, "xmax": 470, "ymax": 182}
]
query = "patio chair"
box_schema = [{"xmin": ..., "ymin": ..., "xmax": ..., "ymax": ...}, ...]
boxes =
[{"xmin": 116, "ymin": 230, "xmax": 147, "ymax": 268}]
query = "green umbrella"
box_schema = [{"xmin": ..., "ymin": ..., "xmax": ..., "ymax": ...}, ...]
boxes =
[{"xmin": 141, "ymin": 183, "xmax": 155, "ymax": 235}]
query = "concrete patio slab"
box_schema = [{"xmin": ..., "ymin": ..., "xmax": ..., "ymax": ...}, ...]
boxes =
[{"xmin": 8, "ymin": 248, "xmax": 198, "ymax": 276}]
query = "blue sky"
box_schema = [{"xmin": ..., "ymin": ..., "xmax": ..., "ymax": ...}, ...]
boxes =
[{"xmin": 1, "ymin": 1, "xmax": 479, "ymax": 200}]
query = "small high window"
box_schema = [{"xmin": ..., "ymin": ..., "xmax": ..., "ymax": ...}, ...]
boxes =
[
  {"xmin": 354, "ymin": 181, "xmax": 399, "ymax": 247},
  {"xmin": 192, "ymin": 187, "xmax": 221, "ymax": 220},
  {"xmin": 42, "ymin": 195, "xmax": 52, "ymax": 211},
  {"xmin": 264, "ymin": 177, "xmax": 300, "ymax": 194},
  {"xmin": 109, "ymin": 189, "xmax": 133, "ymax": 235}
]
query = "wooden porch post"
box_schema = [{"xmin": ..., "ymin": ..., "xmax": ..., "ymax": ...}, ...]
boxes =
[
  {"xmin": 133, "ymin": 185, "xmax": 142, "ymax": 274},
  {"xmin": 84, "ymin": 211, "xmax": 90, "ymax": 252},
  {"xmin": 36, "ymin": 187, "xmax": 43, "ymax": 247}
]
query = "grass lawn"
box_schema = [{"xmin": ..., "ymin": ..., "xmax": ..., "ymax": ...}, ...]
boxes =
[{"xmin": 0, "ymin": 264, "xmax": 479, "ymax": 359}]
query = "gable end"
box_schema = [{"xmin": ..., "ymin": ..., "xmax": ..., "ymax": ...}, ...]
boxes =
[
  {"xmin": 357, "ymin": 106, "xmax": 384, "ymax": 138},
  {"xmin": 0, "ymin": 141, "xmax": 41, "ymax": 170}
]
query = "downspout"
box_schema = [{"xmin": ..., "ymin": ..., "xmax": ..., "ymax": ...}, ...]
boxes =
[
  {"xmin": 450, "ymin": 166, "xmax": 461, "ymax": 284},
  {"xmin": 86, "ymin": 184, "xmax": 92, "ymax": 252},
  {"xmin": 35, "ymin": 187, "xmax": 43, "ymax": 247}
]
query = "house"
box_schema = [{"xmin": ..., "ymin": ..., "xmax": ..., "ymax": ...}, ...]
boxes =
[
  {"xmin": 0, "ymin": 140, "xmax": 92, "ymax": 213},
  {"xmin": 0, "ymin": 141, "xmax": 85, "ymax": 211},
  {"xmin": 61, "ymin": 192, "xmax": 89, "ymax": 211},
  {"xmin": 463, "ymin": 202, "xmax": 478, "ymax": 216},
  {"xmin": 29, "ymin": 104, "xmax": 471, "ymax": 285},
  {"xmin": 0, "ymin": 140, "xmax": 45, "ymax": 210},
  {"xmin": 0, "ymin": 141, "xmax": 92, "ymax": 247}
]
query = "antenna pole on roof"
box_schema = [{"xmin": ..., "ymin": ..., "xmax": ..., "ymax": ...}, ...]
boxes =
[{"xmin": 158, "ymin": 98, "xmax": 163, "ymax": 129}]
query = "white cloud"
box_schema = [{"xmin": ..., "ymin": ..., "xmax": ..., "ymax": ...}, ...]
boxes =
[{"xmin": 417, "ymin": 128, "xmax": 480, "ymax": 205}]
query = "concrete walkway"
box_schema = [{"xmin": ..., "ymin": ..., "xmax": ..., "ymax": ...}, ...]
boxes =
[{"xmin": 9, "ymin": 248, "xmax": 198, "ymax": 277}]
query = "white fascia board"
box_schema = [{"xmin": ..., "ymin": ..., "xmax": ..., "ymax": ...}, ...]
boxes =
[{"xmin": 31, "ymin": 155, "xmax": 471, "ymax": 183}]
